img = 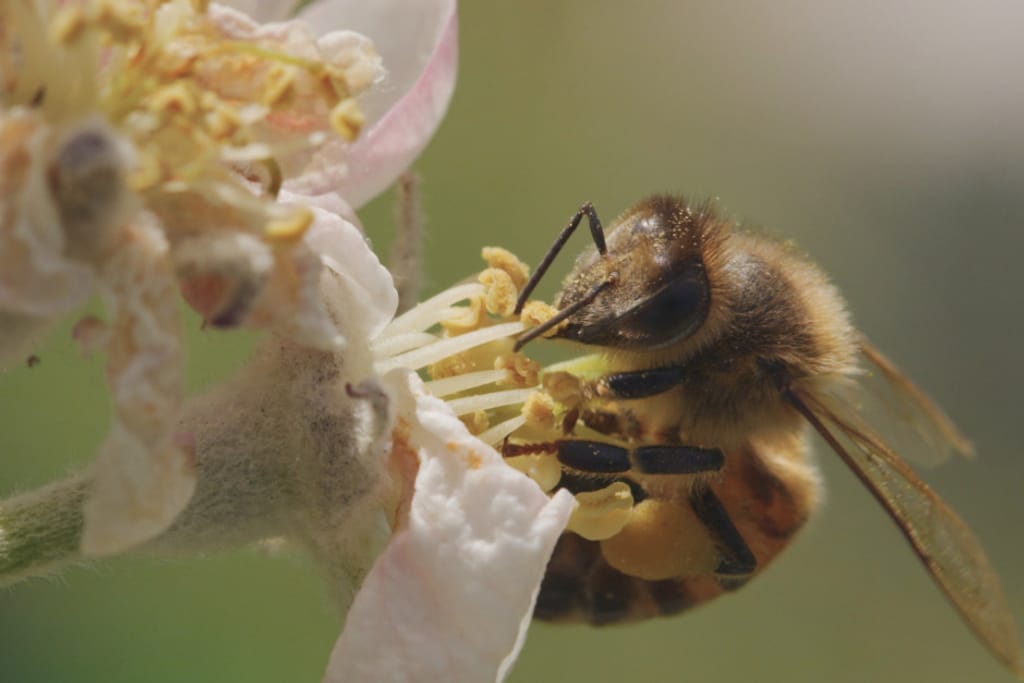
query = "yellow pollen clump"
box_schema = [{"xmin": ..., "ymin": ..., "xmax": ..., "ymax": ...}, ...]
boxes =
[
  {"xmin": 599, "ymin": 498, "xmax": 719, "ymax": 581},
  {"xmin": 495, "ymin": 353, "xmax": 539, "ymax": 388},
  {"xmin": 566, "ymin": 482, "xmax": 634, "ymax": 541},
  {"xmin": 520, "ymin": 300, "xmax": 566, "ymax": 337},
  {"xmin": 481, "ymin": 246, "xmax": 529, "ymax": 291},
  {"xmin": 479, "ymin": 267, "xmax": 517, "ymax": 318},
  {"xmin": 521, "ymin": 391, "xmax": 555, "ymax": 432}
]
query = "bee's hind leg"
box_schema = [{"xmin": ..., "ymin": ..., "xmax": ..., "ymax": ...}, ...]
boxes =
[{"xmin": 689, "ymin": 486, "xmax": 757, "ymax": 577}]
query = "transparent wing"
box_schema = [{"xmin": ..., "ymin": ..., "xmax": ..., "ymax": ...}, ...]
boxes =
[
  {"xmin": 787, "ymin": 383, "xmax": 1024, "ymax": 678},
  {"xmin": 850, "ymin": 335, "xmax": 974, "ymax": 466}
]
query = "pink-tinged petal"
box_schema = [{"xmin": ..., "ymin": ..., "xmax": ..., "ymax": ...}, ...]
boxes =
[
  {"xmin": 216, "ymin": 0, "xmax": 301, "ymax": 23},
  {"xmin": 286, "ymin": 1, "xmax": 458, "ymax": 206},
  {"xmin": 324, "ymin": 372, "xmax": 575, "ymax": 683},
  {"xmin": 280, "ymin": 189, "xmax": 399, "ymax": 342}
]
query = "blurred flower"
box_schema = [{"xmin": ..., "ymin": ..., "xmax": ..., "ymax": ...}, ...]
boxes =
[{"xmin": 1, "ymin": 1, "xmax": 577, "ymax": 681}]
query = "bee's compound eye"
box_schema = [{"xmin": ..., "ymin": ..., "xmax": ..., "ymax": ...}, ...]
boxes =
[{"xmin": 622, "ymin": 261, "xmax": 709, "ymax": 347}]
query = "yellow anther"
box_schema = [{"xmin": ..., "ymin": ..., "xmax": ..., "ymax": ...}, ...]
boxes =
[
  {"xmin": 505, "ymin": 454, "xmax": 562, "ymax": 493},
  {"xmin": 522, "ymin": 391, "xmax": 556, "ymax": 432},
  {"xmin": 205, "ymin": 102, "xmax": 243, "ymax": 139},
  {"xmin": 149, "ymin": 82, "xmax": 198, "ymax": 117},
  {"xmin": 49, "ymin": 6, "xmax": 87, "ymax": 44},
  {"xmin": 566, "ymin": 482, "xmax": 634, "ymax": 541},
  {"xmin": 459, "ymin": 410, "xmax": 490, "ymax": 435},
  {"xmin": 543, "ymin": 371, "xmax": 584, "ymax": 408},
  {"xmin": 479, "ymin": 267, "xmax": 517, "ymax": 318},
  {"xmin": 481, "ymin": 246, "xmax": 529, "ymax": 291},
  {"xmin": 94, "ymin": 0, "xmax": 147, "ymax": 39},
  {"xmin": 329, "ymin": 99, "xmax": 365, "ymax": 142},
  {"xmin": 265, "ymin": 206, "xmax": 313, "ymax": 243},
  {"xmin": 520, "ymin": 300, "xmax": 566, "ymax": 337},
  {"xmin": 495, "ymin": 354, "xmax": 539, "ymax": 388},
  {"xmin": 263, "ymin": 63, "xmax": 297, "ymax": 106},
  {"xmin": 440, "ymin": 294, "xmax": 486, "ymax": 335}
]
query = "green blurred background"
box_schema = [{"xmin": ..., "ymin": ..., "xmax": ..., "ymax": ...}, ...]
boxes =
[{"xmin": 3, "ymin": 2, "xmax": 1023, "ymax": 681}]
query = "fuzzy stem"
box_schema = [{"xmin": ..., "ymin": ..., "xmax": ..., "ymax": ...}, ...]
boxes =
[{"xmin": 0, "ymin": 475, "xmax": 88, "ymax": 585}]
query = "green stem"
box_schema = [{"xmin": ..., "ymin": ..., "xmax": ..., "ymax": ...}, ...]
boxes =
[{"xmin": 0, "ymin": 474, "xmax": 88, "ymax": 585}]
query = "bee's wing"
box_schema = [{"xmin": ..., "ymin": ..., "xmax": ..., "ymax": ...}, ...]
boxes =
[
  {"xmin": 853, "ymin": 335, "xmax": 974, "ymax": 466},
  {"xmin": 787, "ymin": 383, "xmax": 1024, "ymax": 678}
]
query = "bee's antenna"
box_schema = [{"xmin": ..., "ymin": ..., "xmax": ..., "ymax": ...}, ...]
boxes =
[
  {"xmin": 514, "ymin": 202, "xmax": 608, "ymax": 314},
  {"xmin": 513, "ymin": 275, "xmax": 615, "ymax": 351}
]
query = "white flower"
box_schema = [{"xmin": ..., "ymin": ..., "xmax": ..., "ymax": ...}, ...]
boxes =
[{"xmin": 2, "ymin": 1, "xmax": 577, "ymax": 681}]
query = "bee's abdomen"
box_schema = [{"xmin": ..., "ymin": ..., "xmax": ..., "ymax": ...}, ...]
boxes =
[{"xmin": 535, "ymin": 441, "xmax": 815, "ymax": 624}]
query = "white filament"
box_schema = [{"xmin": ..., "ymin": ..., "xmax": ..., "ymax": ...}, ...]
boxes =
[
  {"xmin": 375, "ymin": 321, "xmax": 525, "ymax": 375},
  {"xmin": 476, "ymin": 414, "xmax": 528, "ymax": 447},
  {"xmin": 381, "ymin": 282, "xmax": 485, "ymax": 337},
  {"xmin": 423, "ymin": 369, "xmax": 508, "ymax": 398},
  {"xmin": 445, "ymin": 388, "xmax": 535, "ymax": 417}
]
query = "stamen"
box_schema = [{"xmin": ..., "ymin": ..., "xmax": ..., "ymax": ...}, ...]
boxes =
[
  {"xmin": 445, "ymin": 388, "xmax": 535, "ymax": 416},
  {"xmin": 423, "ymin": 369, "xmax": 508, "ymax": 398},
  {"xmin": 382, "ymin": 282, "xmax": 485, "ymax": 337},
  {"xmin": 476, "ymin": 414, "xmax": 528, "ymax": 447},
  {"xmin": 375, "ymin": 321, "xmax": 524, "ymax": 374},
  {"xmin": 371, "ymin": 331, "xmax": 438, "ymax": 358}
]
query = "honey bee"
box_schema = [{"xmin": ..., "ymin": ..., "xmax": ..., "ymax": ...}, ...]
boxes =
[{"xmin": 509, "ymin": 195, "xmax": 1023, "ymax": 676}]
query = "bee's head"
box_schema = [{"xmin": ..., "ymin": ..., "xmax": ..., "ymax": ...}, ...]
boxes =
[{"xmin": 554, "ymin": 195, "xmax": 727, "ymax": 352}]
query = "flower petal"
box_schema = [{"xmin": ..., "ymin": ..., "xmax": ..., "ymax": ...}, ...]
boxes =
[
  {"xmin": 289, "ymin": 190, "xmax": 399, "ymax": 343},
  {"xmin": 324, "ymin": 371, "xmax": 574, "ymax": 683},
  {"xmin": 217, "ymin": 0, "xmax": 301, "ymax": 23},
  {"xmin": 286, "ymin": 0, "xmax": 458, "ymax": 206},
  {"xmin": 82, "ymin": 216, "xmax": 195, "ymax": 556}
]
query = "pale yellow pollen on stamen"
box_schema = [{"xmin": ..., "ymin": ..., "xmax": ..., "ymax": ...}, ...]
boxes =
[
  {"xmin": 479, "ymin": 267, "xmax": 517, "ymax": 318},
  {"xmin": 262, "ymin": 63, "xmax": 297, "ymax": 106},
  {"xmin": 148, "ymin": 82, "xmax": 198, "ymax": 117},
  {"xmin": 459, "ymin": 410, "xmax": 490, "ymax": 435},
  {"xmin": 495, "ymin": 353, "xmax": 539, "ymax": 388},
  {"xmin": 439, "ymin": 294, "xmax": 486, "ymax": 335},
  {"xmin": 265, "ymin": 206, "xmax": 313, "ymax": 243},
  {"xmin": 49, "ymin": 6, "xmax": 87, "ymax": 44},
  {"xmin": 205, "ymin": 102, "xmax": 243, "ymax": 139},
  {"xmin": 481, "ymin": 246, "xmax": 530, "ymax": 291},
  {"xmin": 566, "ymin": 482, "xmax": 634, "ymax": 541},
  {"xmin": 543, "ymin": 371, "xmax": 584, "ymax": 409},
  {"xmin": 329, "ymin": 99, "xmax": 364, "ymax": 142},
  {"xmin": 522, "ymin": 391, "xmax": 555, "ymax": 432},
  {"xmin": 520, "ymin": 300, "xmax": 566, "ymax": 337},
  {"xmin": 94, "ymin": 0, "xmax": 147, "ymax": 38}
]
